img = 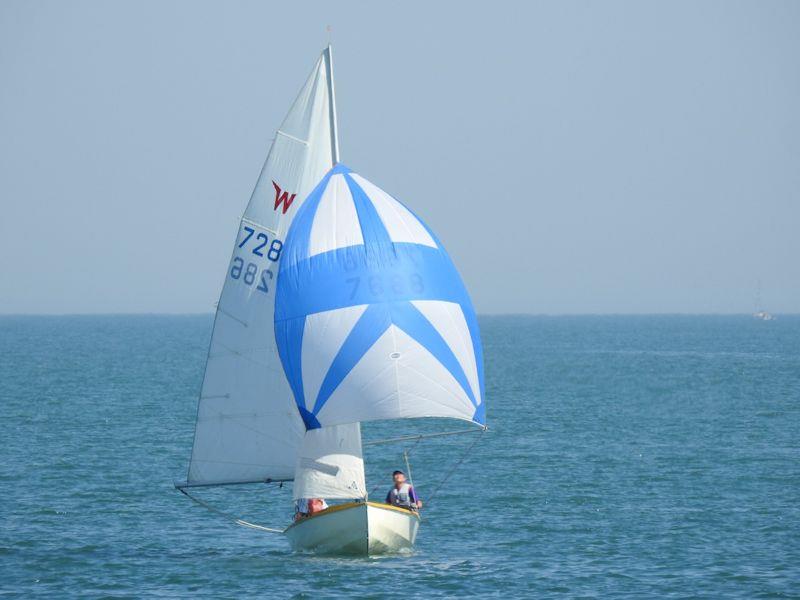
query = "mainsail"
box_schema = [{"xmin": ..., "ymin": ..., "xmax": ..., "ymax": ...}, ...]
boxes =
[
  {"xmin": 292, "ymin": 423, "xmax": 367, "ymax": 500},
  {"xmin": 274, "ymin": 165, "xmax": 486, "ymax": 431},
  {"xmin": 185, "ymin": 47, "xmax": 347, "ymax": 487}
]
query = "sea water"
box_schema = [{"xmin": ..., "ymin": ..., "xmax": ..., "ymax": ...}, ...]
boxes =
[{"xmin": 1, "ymin": 315, "xmax": 798, "ymax": 597}]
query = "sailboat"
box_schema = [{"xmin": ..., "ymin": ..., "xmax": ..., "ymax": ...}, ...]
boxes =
[
  {"xmin": 176, "ymin": 46, "xmax": 486, "ymax": 555},
  {"xmin": 752, "ymin": 280, "xmax": 775, "ymax": 321}
]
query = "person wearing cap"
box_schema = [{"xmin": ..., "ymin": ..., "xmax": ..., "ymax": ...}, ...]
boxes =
[{"xmin": 385, "ymin": 470, "xmax": 422, "ymax": 511}]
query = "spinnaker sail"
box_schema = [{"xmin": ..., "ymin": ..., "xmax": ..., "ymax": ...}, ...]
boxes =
[{"xmin": 274, "ymin": 165, "xmax": 485, "ymax": 431}]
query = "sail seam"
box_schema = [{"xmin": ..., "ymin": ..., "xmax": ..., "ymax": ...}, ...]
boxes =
[
  {"xmin": 389, "ymin": 324, "xmax": 402, "ymax": 415},
  {"xmin": 240, "ymin": 216, "xmax": 278, "ymax": 235},
  {"xmin": 276, "ymin": 130, "xmax": 309, "ymax": 146},
  {"xmin": 417, "ymin": 300, "xmax": 479, "ymax": 403},
  {"xmin": 401, "ymin": 362, "xmax": 472, "ymax": 411},
  {"xmin": 209, "ymin": 341, "xmax": 274, "ymax": 369},
  {"xmin": 216, "ymin": 307, "xmax": 248, "ymax": 327}
]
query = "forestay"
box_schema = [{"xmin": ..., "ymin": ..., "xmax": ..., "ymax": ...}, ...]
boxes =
[
  {"xmin": 185, "ymin": 48, "xmax": 339, "ymax": 486},
  {"xmin": 293, "ymin": 424, "xmax": 366, "ymax": 500},
  {"xmin": 274, "ymin": 165, "xmax": 486, "ymax": 431}
]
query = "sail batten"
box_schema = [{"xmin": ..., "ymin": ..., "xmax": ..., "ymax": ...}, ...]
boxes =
[{"xmin": 185, "ymin": 48, "xmax": 340, "ymax": 487}]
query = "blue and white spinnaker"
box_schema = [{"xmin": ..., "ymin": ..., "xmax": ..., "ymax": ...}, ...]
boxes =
[{"xmin": 275, "ymin": 164, "xmax": 485, "ymax": 431}]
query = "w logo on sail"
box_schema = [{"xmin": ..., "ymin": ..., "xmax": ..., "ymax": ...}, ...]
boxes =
[{"xmin": 272, "ymin": 181, "xmax": 297, "ymax": 214}]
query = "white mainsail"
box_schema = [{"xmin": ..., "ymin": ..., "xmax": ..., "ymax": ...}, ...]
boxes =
[
  {"xmin": 185, "ymin": 47, "xmax": 351, "ymax": 487},
  {"xmin": 292, "ymin": 423, "xmax": 367, "ymax": 500}
]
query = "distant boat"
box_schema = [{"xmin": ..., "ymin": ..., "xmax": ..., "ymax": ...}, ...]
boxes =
[
  {"xmin": 752, "ymin": 280, "xmax": 775, "ymax": 320},
  {"xmin": 176, "ymin": 46, "xmax": 486, "ymax": 555}
]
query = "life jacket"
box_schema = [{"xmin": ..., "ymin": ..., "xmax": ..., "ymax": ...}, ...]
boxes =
[{"xmin": 388, "ymin": 483, "xmax": 414, "ymax": 508}]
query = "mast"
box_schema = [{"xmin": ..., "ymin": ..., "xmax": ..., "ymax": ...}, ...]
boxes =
[{"xmin": 324, "ymin": 45, "xmax": 340, "ymax": 163}]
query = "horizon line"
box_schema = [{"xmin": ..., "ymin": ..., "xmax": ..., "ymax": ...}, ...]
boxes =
[{"xmin": 0, "ymin": 311, "xmax": 797, "ymax": 318}]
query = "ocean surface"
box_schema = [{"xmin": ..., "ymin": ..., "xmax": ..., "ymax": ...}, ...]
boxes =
[{"xmin": 1, "ymin": 315, "xmax": 798, "ymax": 598}]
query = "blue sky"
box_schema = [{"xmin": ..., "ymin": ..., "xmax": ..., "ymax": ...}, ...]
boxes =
[{"xmin": 1, "ymin": 1, "xmax": 798, "ymax": 314}]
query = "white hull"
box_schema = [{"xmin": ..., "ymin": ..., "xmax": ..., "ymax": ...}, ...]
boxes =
[{"xmin": 283, "ymin": 502, "xmax": 420, "ymax": 555}]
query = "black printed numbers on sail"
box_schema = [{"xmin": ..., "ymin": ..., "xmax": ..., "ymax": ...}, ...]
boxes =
[{"xmin": 230, "ymin": 224, "xmax": 283, "ymax": 294}]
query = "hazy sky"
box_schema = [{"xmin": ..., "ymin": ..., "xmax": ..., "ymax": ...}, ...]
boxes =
[{"xmin": 1, "ymin": 1, "xmax": 798, "ymax": 314}]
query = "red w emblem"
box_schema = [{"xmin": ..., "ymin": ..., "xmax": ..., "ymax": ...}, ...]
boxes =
[{"xmin": 272, "ymin": 181, "xmax": 297, "ymax": 214}]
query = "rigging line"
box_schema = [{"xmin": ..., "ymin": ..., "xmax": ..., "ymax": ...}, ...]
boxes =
[
  {"xmin": 407, "ymin": 434, "xmax": 423, "ymax": 455},
  {"xmin": 176, "ymin": 487, "xmax": 285, "ymax": 534},
  {"xmin": 403, "ymin": 435, "xmax": 422, "ymax": 499},
  {"xmin": 176, "ymin": 476, "xmax": 292, "ymax": 489},
  {"xmin": 424, "ymin": 428, "xmax": 486, "ymax": 508},
  {"xmin": 363, "ymin": 426, "xmax": 486, "ymax": 447},
  {"xmin": 366, "ymin": 437, "xmax": 422, "ymax": 499},
  {"xmin": 403, "ymin": 450, "xmax": 414, "ymax": 488},
  {"xmin": 403, "ymin": 434, "xmax": 423, "ymax": 463}
]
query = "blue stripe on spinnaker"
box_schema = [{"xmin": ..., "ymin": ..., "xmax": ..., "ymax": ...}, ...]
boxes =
[
  {"xmin": 389, "ymin": 301, "xmax": 478, "ymax": 408},
  {"xmin": 395, "ymin": 192, "xmax": 486, "ymax": 415},
  {"xmin": 275, "ymin": 243, "xmax": 469, "ymax": 322},
  {"xmin": 274, "ymin": 313, "xmax": 306, "ymax": 415},
  {"xmin": 310, "ymin": 304, "xmax": 391, "ymax": 419},
  {"xmin": 344, "ymin": 173, "xmax": 394, "ymax": 250},
  {"xmin": 472, "ymin": 400, "xmax": 486, "ymax": 425},
  {"xmin": 305, "ymin": 300, "xmax": 481, "ymax": 426},
  {"xmin": 284, "ymin": 165, "xmax": 346, "ymax": 265},
  {"xmin": 329, "ymin": 163, "xmax": 352, "ymax": 175}
]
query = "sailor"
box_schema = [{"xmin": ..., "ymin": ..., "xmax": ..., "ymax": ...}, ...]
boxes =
[
  {"xmin": 294, "ymin": 497, "xmax": 328, "ymax": 521},
  {"xmin": 385, "ymin": 470, "xmax": 422, "ymax": 511}
]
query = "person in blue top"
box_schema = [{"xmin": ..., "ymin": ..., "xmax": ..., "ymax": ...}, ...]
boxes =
[{"xmin": 385, "ymin": 470, "xmax": 422, "ymax": 511}]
